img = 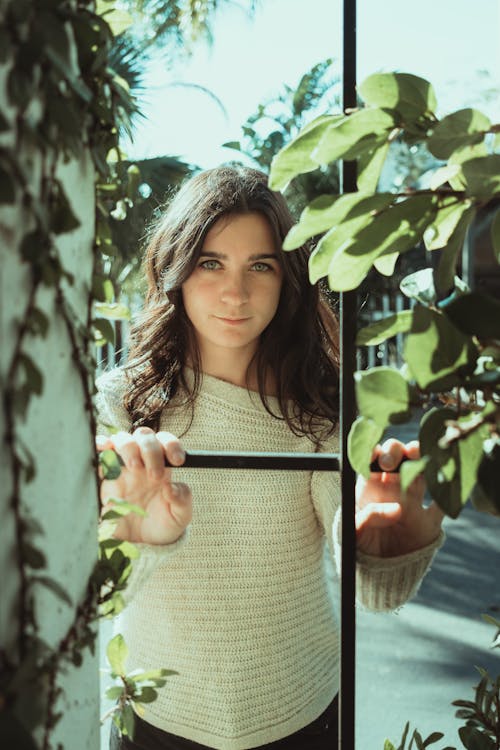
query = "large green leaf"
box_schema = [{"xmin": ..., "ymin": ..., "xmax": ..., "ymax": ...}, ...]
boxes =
[
  {"xmin": 441, "ymin": 291, "xmax": 500, "ymax": 339},
  {"xmin": 461, "ymin": 155, "xmax": 500, "ymax": 198},
  {"xmin": 423, "ymin": 199, "xmax": 472, "ymax": 251},
  {"xmin": 312, "ymin": 108, "xmax": 395, "ymax": 165},
  {"xmin": 357, "ymin": 142, "xmax": 390, "ymax": 192},
  {"xmin": 355, "ymin": 367, "xmax": 410, "ymax": 428},
  {"xmin": 268, "ymin": 115, "xmax": 341, "ymax": 191},
  {"xmin": 471, "ymin": 441, "xmax": 500, "ymax": 516},
  {"xmin": 358, "ymin": 72, "xmax": 437, "ymax": 119},
  {"xmin": 356, "ymin": 310, "xmax": 413, "ymax": 346},
  {"xmin": 307, "ymin": 193, "xmax": 393, "ymax": 282},
  {"xmin": 326, "ymin": 194, "xmax": 437, "ymax": 291},
  {"xmin": 419, "ymin": 408, "xmax": 461, "ymax": 517},
  {"xmin": 434, "ymin": 207, "xmax": 475, "ymax": 295},
  {"xmin": 427, "ymin": 108, "xmax": 490, "ymax": 160},
  {"xmin": 404, "ymin": 305, "xmax": 478, "ymax": 390},
  {"xmin": 347, "ymin": 417, "xmax": 384, "ymax": 479}
]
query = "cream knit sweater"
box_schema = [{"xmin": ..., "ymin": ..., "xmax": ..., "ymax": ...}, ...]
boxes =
[{"xmin": 96, "ymin": 368, "xmax": 443, "ymax": 750}]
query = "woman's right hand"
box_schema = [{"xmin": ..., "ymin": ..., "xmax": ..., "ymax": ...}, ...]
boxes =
[{"xmin": 96, "ymin": 427, "xmax": 192, "ymax": 545}]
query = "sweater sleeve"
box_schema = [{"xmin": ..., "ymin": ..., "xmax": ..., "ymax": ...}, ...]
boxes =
[
  {"xmin": 95, "ymin": 368, "xmax": 133, "ymax": 434},
  {"xmin": 310, "ymin": 432, "xmax": 444, "ymax": 612},
  {"xmin": 95, "ymin": 368, "xmax": 189, "ymax": 603}
]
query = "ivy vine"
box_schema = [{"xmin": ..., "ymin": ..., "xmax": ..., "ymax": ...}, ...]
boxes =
[{"xmin": 0, "ymin": 1, "xmax": 147, "ymax": 747}]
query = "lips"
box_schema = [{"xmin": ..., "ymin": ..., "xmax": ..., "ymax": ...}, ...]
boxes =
[{"xmin": 216, "ymin": 316, "xmax": 250, "ymax": 325}]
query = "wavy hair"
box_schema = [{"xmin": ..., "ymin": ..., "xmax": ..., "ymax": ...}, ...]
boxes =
[{"xmin": 123, "ymin": 164, "xmax": 339, "ymax": 440}]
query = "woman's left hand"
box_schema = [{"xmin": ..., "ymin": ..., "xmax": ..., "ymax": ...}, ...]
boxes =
[{"xmin": 355, "ymin": 439, "xmax": 444, "ymax": 558}]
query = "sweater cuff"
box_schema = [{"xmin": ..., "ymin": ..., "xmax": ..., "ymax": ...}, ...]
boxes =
[
  {"xmin": 122, "ymin": 527, "xmax": 190, "ymax": 605},
  {"xmin": 355, "ymin": 530, "xmax": 445, "ymax": 612}
]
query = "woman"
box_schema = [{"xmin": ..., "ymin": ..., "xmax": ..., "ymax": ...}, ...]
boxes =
[{"xmin": 97, "ymin": 165, "xmax": 444, "ymax": 750}]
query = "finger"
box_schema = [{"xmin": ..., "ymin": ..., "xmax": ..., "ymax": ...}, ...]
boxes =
[
  {"xmin": 157, "ymin": 431, "xmax": 186, "ymax": 467},
  {"xmin": 96, "ymin": 434, "xmax": 113, "ymax": 451},
  {"xmin": 427, "ymin": 500, "xmax": 445, "ymax": 524},
  {"xmin": 133, "ymin": 427, "xmax": 166, "ymax": 479},
  {"xmin": 355, "ymin": 502, "xmax": 402, "ymax": 532},
  {"xmin": 372, "ymin": 439, "xmax": 405, "ymax": 472},
  {"xmin": 404, "ymin": 440, "xmax": 420, "ymax": 460},
  {"xmin": 112, "ymin": 431, "xmax": 144, "ymax": 471}
]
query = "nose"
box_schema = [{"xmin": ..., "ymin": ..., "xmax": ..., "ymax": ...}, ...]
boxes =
[{"xmin": 220, "ymin": 271, "xmax": 249, "ymax": 306}]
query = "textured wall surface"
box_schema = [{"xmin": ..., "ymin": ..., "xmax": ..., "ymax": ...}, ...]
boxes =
[{"xmin": 0, "ymin": 140, "xmax": 100, "ymax": 747}]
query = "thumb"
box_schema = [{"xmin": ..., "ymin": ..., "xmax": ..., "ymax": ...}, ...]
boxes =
[{"xmin": 356, "ymin": 502, "xmax": 402, "ymax": 532}]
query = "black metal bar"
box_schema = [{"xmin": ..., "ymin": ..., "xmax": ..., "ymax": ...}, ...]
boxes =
[
  {"xmin": 166, "ymin": 451, "xmax": 340, "ymax": 471},
  {"xmin": 340, "ymin": 0, "xmax": 358, "ymax": 748},
  {"xmin": 163, "ymin": 450, "xmax": 404, "ymax": 473}
]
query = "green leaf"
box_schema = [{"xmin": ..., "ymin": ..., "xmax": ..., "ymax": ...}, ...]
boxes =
[
  {"xmin": 400, "ymin": 457, "xmax": 428, "ymax": 493},
  {"xmin": 287, "ymin": 192, "xmax": 392, "ymax": 252},
  {"xmin": 461, "ymin": 155, "xmax": 500, "ymax": 197},
  {"xmin": 357, "ymin": 142, "xmax": 390, "ymax": 192},
  {"xmin": 222, "ymin": 141, "xmax": 242, "ymax": 151},
  {"xmin": 471, "ymin": 440, "xmax": 500, "ymax": 516},
  {"xmin": 22, "ymin": 542, "xmax": 46, "ymax": 570},
  {"xmin": 355, "ymin": 367, "xmax": 410, "ymax": 427},
  {"xmin": 373, "ymin": 252, "xmax": 399, "ymax": 276},
  {"xmin": 441, "ymin": 291, "xmax": 500, "ymax": 339},
  {"xmin": 420, "ymin": 407, "xmax": 489, "ymax": 518},
  {"xmin": 326, "ymin": 194, "xmax": 437, "ymax": 291},
  {"xmin": 427, "ymin": 109, "xmax": 490, "ymax": 160},
  {"xmin": 358, "ymin": 72, "xmax": 437, "ymax": 118},
  {"xmin": 384, "ymin": 741, "xmax": 397, "ymax": 750},
  {"xmin": 106, "ymin": 685, "xmax": 125, "ymax": 700},
  {"xmin": 97, "ymin": 3, "xmax": 133, "ymax": 35},
  {"xmin": 312, "ymin": 108, "xmax": 396, "ymax": 165},
  {"xmin": 400, "ymin": 268, "xmax": 436, "ymax": 306},
  {"xmin": 120, "ymin": 702, "xmax": 136, "ymax": 738},
  {"xmin": 269, "ymin": 115, "xmax": 341, "ymax": 191},
  {"xmin": 347, "ymin": 417, "xmax": 384, "ymax": 478},
  {"xmin": 50, "ymin": 180, "xmax": 81, "ymax": 234},
  {"xmin": 404, "ymin": 305, "xmax": 478, "ymax": 390},
  {"xmin": 423, "ymin": 199, "xmax": 472, "ymax": 251},
  {"xmin": 94, "ymin": 302, "xmax": 130, "ymax": 320},
  {"xmin": 129, "ymin": 668, "xmax": 178, "ymax": 684},
  {"xmin": 94, "ymin": 317, "xmax": 115, "ymax": 345},
  {"xmin": 99, "ymin": 449, "xmax": 123, "ymax": 480},
  {"xmin": 132, "ymin": 686, "xmax": 158, "ymax": 703},
  {"xmin": 106, "ymin": 634, "xmax": 128, "ymax": 676},
  {"xmin": 491, "ymin": 208, "xmax": 500, "ymax": 262},
  {"xmin": 434, "ymin": 207, "xmax": 475, "ymax": 296},
  {"xmin": 18, "ymin": 354, "xmax": 43, "ymax": 395},
  {"xmin": 356, "ymin": 310, "xmax": 413, "ymax": 346},
  {"xmin": 104, "ymin": 500, "xmax": 146, "ymax": 518}
]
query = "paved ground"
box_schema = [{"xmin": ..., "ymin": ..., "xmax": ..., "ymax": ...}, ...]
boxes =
[{"xmin": 354, "ymin": 418, "xmax": 500, "ymax": 750}]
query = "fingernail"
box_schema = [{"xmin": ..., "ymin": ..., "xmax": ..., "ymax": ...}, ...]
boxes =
[
  {"xmin": 379, "ymin": 452, "xmax": 393, "ymax": 469},
  {"xmin": 173, "ymin": 448, "xmax": 185, "ymax": 464}
]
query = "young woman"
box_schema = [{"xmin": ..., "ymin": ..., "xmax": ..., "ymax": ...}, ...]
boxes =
[{"xmin": 96, "ymin": 165, "xmax": 444, "ymax": 750}]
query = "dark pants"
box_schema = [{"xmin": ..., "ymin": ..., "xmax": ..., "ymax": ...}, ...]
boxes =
[{"xmin": 109, "ymin": 695, "xmax": 338, "ymax": 750}]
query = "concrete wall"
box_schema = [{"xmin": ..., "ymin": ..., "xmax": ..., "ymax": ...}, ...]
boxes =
[{"xmin": 0, "ymin": 69, "xmax": 100, "ymax": 750}]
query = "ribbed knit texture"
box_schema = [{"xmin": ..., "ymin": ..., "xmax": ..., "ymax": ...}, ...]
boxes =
[{"xmin": 96, "ymin": 368, "xmax": 443, "ymax": 750}]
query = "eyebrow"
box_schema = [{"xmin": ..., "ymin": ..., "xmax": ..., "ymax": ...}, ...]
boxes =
[{"xmin": 199, "ymin": 251, "xmax": 279, "ymax": 261}]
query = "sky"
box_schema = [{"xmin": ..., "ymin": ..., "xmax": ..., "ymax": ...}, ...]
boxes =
[{"xmin": 123, "ymin": 0, "xmax": 500, "ymax": 168}]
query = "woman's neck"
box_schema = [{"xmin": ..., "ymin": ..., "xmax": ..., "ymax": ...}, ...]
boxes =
[{"xmin": 187, "ymin": 350, "xmax": 277, "ymax": 396}]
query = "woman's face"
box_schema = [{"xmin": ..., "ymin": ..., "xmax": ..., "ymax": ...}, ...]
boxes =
[{"xmin": 181, "ymin": 212, "xmax": 283, "ymax": 371}]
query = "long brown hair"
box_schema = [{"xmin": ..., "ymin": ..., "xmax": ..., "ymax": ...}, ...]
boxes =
[{"xmin": 124, "ymin": 164, "xmax": 339, "ymax": 440}]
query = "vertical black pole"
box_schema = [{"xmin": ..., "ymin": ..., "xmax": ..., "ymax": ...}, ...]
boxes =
[{"xmin": 340, "ymin": 0, "xmax": 357, "ymax": 748}]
